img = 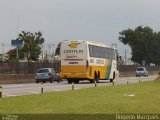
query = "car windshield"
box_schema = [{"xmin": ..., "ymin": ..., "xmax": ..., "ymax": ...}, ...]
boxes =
[
  {"xmin": 137, "ymin": 68, "xmax": 144, "ymax": 71},
  {"xmin": 37, "ymin": 69, "xmax": 49, "ymax": 73}
]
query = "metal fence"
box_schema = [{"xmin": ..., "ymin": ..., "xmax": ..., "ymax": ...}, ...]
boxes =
[
  {"xmin": 118, "ymin": 65, "xmax": 160, "ymax": 72},
  {"xmin": 0, "ymin": 61, "xmax": 159, "ymax": 74},
  {"xmin": 0, "ymin": 61, "xmax": 60, "ymax": 74}
]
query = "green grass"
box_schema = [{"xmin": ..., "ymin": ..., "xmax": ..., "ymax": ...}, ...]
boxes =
[{"xmin": 0, "ymin": 78, "xmax": 160, "ymax": 115}]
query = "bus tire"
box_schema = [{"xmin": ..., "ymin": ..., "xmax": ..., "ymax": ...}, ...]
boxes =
[
  {"xmin": 94, "ymin": 71, "xmax": 99, "ymax": 83},
  {"xmin": 97, "ymin": 71, "xmax": 100, "ymax": 83},
  {"xmin": 94, "ymin": 71, "xmax": 97, "ymax": 82},
  {"xmin": 110, "ymin": 79, "xmax": 113, "ymax": 82},
  {"xmin": 74, "ymin": 80, "xmax": 79, "ymax": 84},
  {"xmin": 110, "ymin": 72, "xmax": 115, "ymax": 82}
]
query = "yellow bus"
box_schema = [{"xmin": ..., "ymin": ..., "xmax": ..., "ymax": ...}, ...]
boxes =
[{"xmin": 60, "ymin": 40, "xmax": 119, "ymax": 83}]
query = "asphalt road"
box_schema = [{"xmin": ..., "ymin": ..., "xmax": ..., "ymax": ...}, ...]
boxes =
[{"xmin": 1, "ymin": 75, "xmax": 158, "ymax": 98}]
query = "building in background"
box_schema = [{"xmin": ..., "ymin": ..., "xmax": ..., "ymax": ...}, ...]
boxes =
[{"xmin": 0, "ymin": 53, "xmax": 9, "ymax": 61}]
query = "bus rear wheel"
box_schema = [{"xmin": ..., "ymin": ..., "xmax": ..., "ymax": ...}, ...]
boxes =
[
  {"xmin": 97, "ymin": 71, "xmax": 100, "ymax": 83},
  {"xmin": 110, "ymin": 72, "xmax": 115, "ymax": 82},
  {"xmin": 74, "ymin": 80, "xmax": 79, "ymax": 84},
  {"xmin": 94, "ymin": 71, "xmax": 99, "ymax": 83},
  {"xmin": 110, "ymin": 79, "xmax": 113, "ymax": 82}
]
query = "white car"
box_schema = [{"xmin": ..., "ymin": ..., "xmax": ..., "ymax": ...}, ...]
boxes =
[{"xmin": 136, "ymin": 67, "xmax": 149, "ymax": 77}]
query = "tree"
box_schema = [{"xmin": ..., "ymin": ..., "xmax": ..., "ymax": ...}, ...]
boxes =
[
  {"xmin": 119, "ymin": 26, "xmax": 160, "ymax": 65},
  {"xmin": 55, "ymin": 42, "xmax": 61, "ymax": 56},
  {"xmin": 18, "ymin": 31, "xmax": 44, "ymax": 62}
]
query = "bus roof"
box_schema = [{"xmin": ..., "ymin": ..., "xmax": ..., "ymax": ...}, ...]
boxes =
[{"xmin": 62, "ymin": 40, "xmax": 114, "ymax": 49}]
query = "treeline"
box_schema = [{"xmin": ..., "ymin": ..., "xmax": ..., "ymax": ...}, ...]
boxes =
[{"xmin": 119, "ymin": 26, "xmax": 160, "ymax": 65}]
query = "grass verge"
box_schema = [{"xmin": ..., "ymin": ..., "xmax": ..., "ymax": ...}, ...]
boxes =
[{"xmin": 0, "ymin": 77, "xmax": 160, "ymax": 119}]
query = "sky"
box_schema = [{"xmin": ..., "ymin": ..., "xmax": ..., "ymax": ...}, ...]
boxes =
[{"xmin": 0, "ymin": 0, "xmax": 160, "ymax": 58}]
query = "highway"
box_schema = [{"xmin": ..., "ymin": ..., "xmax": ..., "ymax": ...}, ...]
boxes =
[{"xmin": 1, "ymin": 75, "xmax": 158, "ymax": 98}]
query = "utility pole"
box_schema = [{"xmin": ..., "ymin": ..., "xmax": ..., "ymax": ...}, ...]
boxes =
[{"xmin": 124, "ymin": 49, "xmax": 128, "ymax": 65}]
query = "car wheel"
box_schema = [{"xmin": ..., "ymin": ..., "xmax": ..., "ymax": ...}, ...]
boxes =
[
  {"xmin": 43, "ymin": 81, "xmax": 46, "ymax": 83},
  {"xmin": 110, "ymin": 72, "xmax": 115, "ymax": 82},
  {"xmin": 57, "ymin": 77, "xmax": 60, "ymax": 83},
  {"xmin": 36, "ymin": 80, "xmax": 39, "ymax": 83},
  {"xmin": 50, "ymin": 79, "xmax": 53, "ymax": 83}
]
